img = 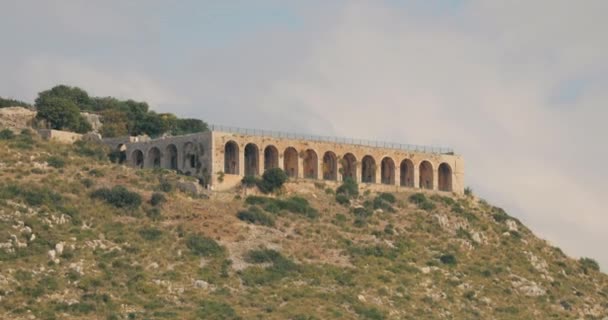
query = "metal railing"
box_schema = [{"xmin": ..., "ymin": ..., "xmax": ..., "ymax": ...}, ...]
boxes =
[{"xmin": 210, "ymin": 124, "xmax": 454, "ymax": 155}]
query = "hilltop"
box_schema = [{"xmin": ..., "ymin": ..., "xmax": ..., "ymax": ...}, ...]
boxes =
[{"xmin": 0, "ymin": 131, "xmax": 607, "ymax": 320}]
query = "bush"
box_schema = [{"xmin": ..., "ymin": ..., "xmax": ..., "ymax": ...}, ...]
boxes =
[
  {"xmin": 146, "ymin": 207, "xmax": 162, "ymax": 220},
  {"xmin": 158, "ymin": 180, "xmax": 173, "ymax": 192},
  {"xmin": 377, "ymin": 192, "xmax": 396, "ymax": 203},
  {"xmin": 46, "ymin": 155, "xmax": 66, "ymax": 168},
  {"xmin": 464, "ymin": 187, "xmax": 473, "ymax": 196},
  {"xmin": 237, "ymin": 206, "xmax": 275, "ymax": 226},
  {"xmin": 258, "ymin": 168, "xmax": 287, "ymax": 193},
  {"xmin": 240, "ymin": 249, "xmax": 298, "ymax": 286},
  {"xmin": 439, "ymin": 254, "xmax": 457, "ymax": 265},
  {"xmin": 186, "ymin": 234, "xmax": 224, "ymax": 257},
  {"xmin": 408, "ymin": 193, "xmax": 436, "ymax": 211},
  {"xmin": 245, "ymin": 249, "xmax": 283, "ymax": 264},
  {"xmin": 244, "ymin": 196, "xmax": 318, "ymax": 219},
  {"xmin": 197, "ymin": 300, "xmax": 240, "ymax": 320},
  {"xmin": 150, "ymin": 192, "xmax": 167, "ymax": 207},
  {"xmin": 90, "ymin": 186, "xmax": 142, "ymax": 209},
  {"xmin": 579, "ymin": 257, "xmax": 600, "ymax": 273},
  {"xmin": 336, "ymin": 178, "xmax": 358, "ymax": 198},
  {"xmin": 241, "ymin": 175, "xmax": 259, "ymax": 187},
  {"xmin": 138, "ymin": 227, "xmax": 163, "ymax": 241},
  {"xmin": 73, "ymin": 140, "xmax": 108, "ymax": 161},
  {"xmin": 335, "ymin": 194, "xmax": 350, "ymax": 206},
  {"xmin": 0, "ymin": 129, "xmax": 15, "ymax": 140}
]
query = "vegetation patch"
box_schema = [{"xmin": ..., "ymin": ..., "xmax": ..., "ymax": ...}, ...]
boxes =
[
  {"xmin": 186, "ymin": 234, "xmax": 224, "ymax": 257},
  {"xmin": 90, "ymin": 185, "xmax": 142, "ymax": 209},
  {"xmin": 240, "ymin": 249, "xmax": 299, "ymax": 286},
  {"xmin": 237, "ymin": 206, "xmax": 275, "ymax": 227},
  {"xmin": 244, "ymin": 196, "xmax": 318, "ymax": 219},
  {"xmin": 408, "ymin": 193, "xmax": 436, "ymax": 211}
]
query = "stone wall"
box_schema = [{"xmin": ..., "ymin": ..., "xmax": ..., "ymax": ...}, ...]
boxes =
[
  {"xmin": 116, "ymin": 130, "xmax": 465, "ymax": 194},
  {"xmin": 37, "ymin": 129, "xmax": 83, "ymax": 144}
]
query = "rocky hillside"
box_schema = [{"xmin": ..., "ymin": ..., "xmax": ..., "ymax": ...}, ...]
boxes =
[{"xmin": 0, "ymin": 131, "xmax": 607, "ymax": 320}]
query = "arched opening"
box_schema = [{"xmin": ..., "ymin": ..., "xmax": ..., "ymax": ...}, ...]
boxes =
[
  {"xmin": 183, "ymin": 142, "xmax": 197, "ymax": 170},
  {"xmin": 380, "ymin": 157, "xmax": 395, "ymax": 185},
  {"xmin": 264, "ymin": 145, "xmax": 279, "ymax": 171},
  {"xmin": 322, "ymin": 151, "xmax": 338, "ymax": 181},
  {"xmin": 438, "ymin": 163, "xmax": 453, "ymax": 192},
  {"xmin": 283, "ymin": 147, "xmax": 298, "ymax": 178},
  {"xmin": 131, "ymin": 149, "xmax": 144, "ymax": 168},
  {"xmin": 361, "ymin": 155, "xmax": 376, "ymax": 183},
  {"xmin": 224, "ymin": 141, "xmax": 239, "ymax": 174},
  {"xmin": 341, "ymin": 153, "xmax": 357, "ymax": 180},
  {"xmin": 115, "ymin": 144, "xmax": 127, "ymax": 164},
  {"xmin": 303, "ymin": 149, "xmax": 318, "ymax": 179},
  {"xmin": 400, "ymin": 159, "xmax": 414, "ymax": 187},
  {"xmin": 165, "ymin": 144, "xmax": 178, "ymax": 170},
  {"xmin": 419, "ymin": 161, "xmax": 434, "ymax": 190},
  {"xmin": 244, "ymin": 143, "xmax": 260, "ymax": 176},
  {"xmin": 148, "ymin": 147, "xmax": 161, "ymax": 168}
]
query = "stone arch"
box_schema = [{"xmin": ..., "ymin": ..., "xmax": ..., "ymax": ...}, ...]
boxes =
[
  {"xmin": 244, "ymin": 143, "xmax": 260, "ymax": 176},
  {"xmin": 131, "ymin": 149, "xmax": 144, "ymax": 168},
  {"xmin": 341, "ymin": 153, "xmax": 357, "ymax": 180},
  {"xmin": 183, "ymin": 142, "xmax": 197, "ymax": 170},
  {"xmin": 419, "ymin": 160, "xmax": 434, "ymax": 190},
  {"xmin": 283, "ymin": 147, "xmax": 299, "ymax": 178},
  {"xmin": 322, "ymin": 151, "xmax": 338, "ymax": 181},
  {"xmin": 264, "ymin": 145, "xmax": 279, "ymax": 171},
  {"xmin": 361, "ymin": 155, "xmax": 376, "ymax": 183},
  {"xmin": 303, "ymin": 149, "xmax": 318, "ymax": 179},
  {"xmin": 224, "ymin": 141, "xmax": 239, "ymax": 174},
  {"xmin": 380, "ymin": 157, "xmax": 395, "ymax": 185},
  {"xmin": 438, "ymin": 163, "xmax": 453, "ymax": 192},
  {"xmin": 165, "ymin": 144, "xmax": 178, "ymax": 170},
  {"xmin": 400, "ymin": 159, "xmax": 414, "ymax": 187},
  {"xmin": 147, "ymin": 147, "xmax": 161, "ymax": 168}
]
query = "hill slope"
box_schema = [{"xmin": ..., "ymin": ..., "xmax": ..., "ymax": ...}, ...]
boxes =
[{"xmin": 0, "ymin": 131, "xmax": 606, "ymax": 319}]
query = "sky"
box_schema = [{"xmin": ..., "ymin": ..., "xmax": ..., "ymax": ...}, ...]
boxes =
[{"xmin": 1, "ymin": 1, "xmax": 607, "ymax": 269}]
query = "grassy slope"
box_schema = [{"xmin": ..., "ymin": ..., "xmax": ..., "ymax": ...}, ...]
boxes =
[{"xmin": 0, "ymin": 132, "xmax": 606, "ymax": 320}]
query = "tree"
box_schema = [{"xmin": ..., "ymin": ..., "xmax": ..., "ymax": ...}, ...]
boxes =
[
  {"xmin": 99, "ymin": 109, "xmax": 129, "ymax": 137},
  {"xmin": 35, "ymin": 85, "xmax": 93, "ymax": 111},
  {"xmin": 0, "ymin": 97, "xmax": 32, "ymax": 108},
  {"xmin": 35, "ymin": 96, "xmax": 91, "ymax": 133},
  {"xmin": 173, "ymin": 118, "xmax": 208, "ymax": 135}
]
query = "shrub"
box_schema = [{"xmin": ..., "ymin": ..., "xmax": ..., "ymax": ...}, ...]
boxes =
[
  {"xmin": 241, "ymin": 175, "xmax": 259, "ymax": 187},
  {"xmin": 439, "ymin": 254, "xmax": 457, "ymax": 265},
  {"xmin": 196, "ymin": 300, "xmax": 240, "ymax": 320},
  {"xmin": 372, "ymin": 196, "xmax": 395, "ymax": 212},
  {"xmin": 258, "ymin": 168, "xmax": 287, "ymax": 193},
  {"xmin": 579, "ymin": 257, "xmax": 600, "ymax": 273},
  {"xmin": 245, "ymin": 249, "xmax": 283, "ymax": 264},
  {"xmin": 244, "ymin": 196, "xmax": 319, "ymax": 219},
  {"xmin": 186, "ymin": 234, "xmax": 224, "ymax": 257},
  {"xmin": 81, "ymin": 178, "xmax": 94, "ymax": 188},
  {"xmin": 158, "ymin": 180, "xmax": 173, "ymax": 192},
  {"xmin": 90, "ymin": 186, "xmax": 142, "ymax": 209},
  {"xmin": 464, "ymin": 187, "xmax": 473, "ymax": 196},
  {"xmin": 335, "ymin": 194, "xmax": 350, "ymax": 206},
  {"xmin": 336, "ymin": 178, "xmax": 358, "ymax": 198},
  {"xmin": 146, "ymin": 207, "xmax": 162, "ymax": 220},
  {"xmin": 0, "ymin": 129, "xmax": 14, "ymax": 140},
  {"xmin": 150, "ymin": 192, "xmax": 167, "ymax": 207},
  {"xmin": 240, "ymin": 249, "xmax": 298, "ymax": 286},
  {"xmin": 408, "ymin": 193, "xmax": 436, "ymax": 211},
  {"xmin": 237, "ymin": 206, "xmax": 275, "ymax": 226},
  {"xmin": 46, "ymin": 155, "xmax": 66, "ymax": 168},
  {"xmin": 138, "ymin": 227, "xmax": 163, "ymax": 241},
  {"xmin": 73, "ymin": 140, "xmax": 108, "ymax": 161},
  {"xmin": 377, "ymin": 192, "xmax": 396, "ymax": 203},
  {"xmin": 354, "ymin": 305, "xmax": 386, "ymax": 320}
]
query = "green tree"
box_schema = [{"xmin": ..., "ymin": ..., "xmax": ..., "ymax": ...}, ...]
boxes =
[
  {"xmin": 173, "ymin": 118, "xmax": 208, "ymax": 135},
  {"xmin": 35, "ymin": 85, "xmax": 93, "ymax": 111},
  {"xmin": 0, "ymin": 97, "xmax": 32, "ymax": 108},
  {"xmin": 99, "ymin": 109, "xmax": 129, "ymax": 137},
  {"xmin": 35, "ymin": 97, "xmax": 86, "ymax": 132}
]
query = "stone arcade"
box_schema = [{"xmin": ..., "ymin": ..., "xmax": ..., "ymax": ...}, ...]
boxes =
[{"xmin": 106, "ymin": 126, "xmax": 464, "ymax": 194}]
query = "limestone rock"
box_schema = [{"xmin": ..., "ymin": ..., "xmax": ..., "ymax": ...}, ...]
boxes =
[
  {"xmin": 177, "ymin": 181, "xmax": 202, "ymax": 195},
  {"xmin": 80, "ymin": 112, "xmax": 103, "ymax": 132},
  {"xmin": 194, "ymin": 280, "xmax": 209, "ymax": 289},
  {"xmin": 0, "ymin": 107, "xmax": 36, "ymax": 132}
]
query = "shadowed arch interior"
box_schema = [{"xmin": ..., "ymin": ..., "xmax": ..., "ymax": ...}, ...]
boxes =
[
  {"xmin": 132, "ymin": 149, "xmax": 144, "ymax": 168},
  {"xmin": 380, "ymin": 157, "xmax": 395, "ymax": 185},
  {"xmin": 284, "ymin": 147, "xmax": 298, "ymax": 178},
  {"xmin": 438, "ymin": 163, "xmax": 453, "ymax": 192},
  {"xmin": 244, "ymin": 143, "xmax": 260, "ymax": 176},
  {"xmin": 183, "ymin": 142, "xmax": 197, "ymax": 170},
  {"xmin": 264, "ymin": 145, "xmax": 279, "ymax": 171},
  {"xmin": 419, "ymin": 161, "xmax": 434, "ymax": 190},
  {"xmin": 165, "ymin": 144, "xmax": 178, "ymax": 170},
  {"xmin": 400, "ymin": 159, "xmax": 414, "ymax": 187},
  {"xmin": 322, "ymin": 151, "xmax": 338, "ymax": 181},
  {"xmin": 341, "ymin": 153, "xmax": 357, "ymax": 180},
  {"xmin": 303, "ymin": 149, "xmax": 318, "ymax": 179},
  {"xmin": 224, "ymin": 141, "xmax": 239, "ymax": 174},
  {"xmin": 147, "ymin": 147, "xmax": 161, "ymax": 168},
  {"xmin": 361, "ymin": 155, "xmax": 376, "ymax": 183}
]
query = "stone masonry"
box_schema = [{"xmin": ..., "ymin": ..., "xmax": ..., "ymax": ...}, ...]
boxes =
[{"xmin": 111, "ymin": 128, "xmax": 464, "ymax": 194}]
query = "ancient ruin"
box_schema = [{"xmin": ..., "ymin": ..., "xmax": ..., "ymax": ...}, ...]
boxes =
[{"xmin": 106, "ymin": 126, "xmax": 464, "ymax": 194}]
